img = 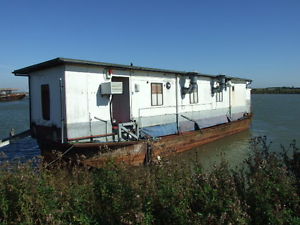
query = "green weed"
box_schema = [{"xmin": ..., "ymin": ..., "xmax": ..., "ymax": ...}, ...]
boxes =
[{"xmin": 0, "ymin": 137, "xmax": 299, "ymax": 225}]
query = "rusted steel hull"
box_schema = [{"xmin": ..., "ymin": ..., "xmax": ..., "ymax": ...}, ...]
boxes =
[
  {"xmin": 0, "ymin": 93, "xmax": 26, "ymax": 102},
  {"xmin": 40, "ymin": 116, "xmax": 251, "ymax": 167},
  {"xmin": 78, "ymin": 116, "xmax": 252, "ymax": 167}
]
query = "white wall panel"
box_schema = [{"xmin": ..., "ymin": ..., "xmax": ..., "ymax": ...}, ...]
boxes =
[
  {"xmin": 65, "ymin": 65, "xmax": 111, "ymax": 124},
  {"xmin": 29, "ymin": 66, "xmax": 64, "ymax": 127}
]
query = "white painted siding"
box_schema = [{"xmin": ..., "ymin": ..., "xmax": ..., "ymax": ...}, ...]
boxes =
[
  {"xmin": 46, "ymin": 64, "xmax": 250, "ymax": 139},
  {"xmin": 65, "ymin": 65, "xmax": 111, "ymax": 138},
  {"xmin": 131, "ymin": 73, "xmax": 233, "ymax": 127},
  {"xmin": 231, "ymin": 82, "xmax": 247, "ymax": 107},
  {"xmin": 131, "ymin": 71, "xmax": 176, "ymax": 118},
  {"xmin": 29, "ymin": 66, "xmax": 65, "ymax": 127}
]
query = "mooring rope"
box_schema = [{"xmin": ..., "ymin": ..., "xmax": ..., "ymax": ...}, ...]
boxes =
[{"xmin": 45, "ymin": 145, "xmax": 75, "ymax": 168}]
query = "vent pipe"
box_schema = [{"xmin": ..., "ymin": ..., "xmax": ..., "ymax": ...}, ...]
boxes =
[
  {"xmin": 211, "ymin": 75, "xmax": 228, "ymax": 94},
  {"xmin": 182, "ymin": 72, "xmax": 197, "ymax": 95}
]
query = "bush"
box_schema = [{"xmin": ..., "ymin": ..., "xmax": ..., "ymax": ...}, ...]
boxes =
[
  {"xmin": 0, "ymin": 137, "xmax": 299, "ymax": 224},
  {"xmin": 244, "ymin": 137, "xmax": 300, "ymax": 225},
  {"xmin": 190, "ymin": 161, "xmax": 249, "ymax": 225}
]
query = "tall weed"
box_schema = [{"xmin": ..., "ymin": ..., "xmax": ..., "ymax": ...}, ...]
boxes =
[{"xmin": 0, "ymin": 137, "xmax": 299, "ymax": 224}]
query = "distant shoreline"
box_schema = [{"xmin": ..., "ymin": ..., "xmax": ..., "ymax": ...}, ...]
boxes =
[{"xmin": 251, "ymin": 87, "xmax": 300, "ymax": 94}]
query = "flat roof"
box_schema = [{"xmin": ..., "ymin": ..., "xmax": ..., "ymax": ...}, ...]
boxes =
[{"xmin": 13, "ymin": 57, "xmax": 252, "ymax": 82}]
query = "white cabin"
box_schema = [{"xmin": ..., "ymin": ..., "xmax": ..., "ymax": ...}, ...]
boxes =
[{"xmin": 14, "ymin": 58, "xmax": 251, "ymax": 143}]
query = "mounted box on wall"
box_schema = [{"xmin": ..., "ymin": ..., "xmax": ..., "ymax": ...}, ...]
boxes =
[
  {"xmin": 101, "ymin": 82, "xmax": 123, "ymax": 95},
  {"xmin": 135, "ymin": 84, "xmax": 140, "ymax": 92}
]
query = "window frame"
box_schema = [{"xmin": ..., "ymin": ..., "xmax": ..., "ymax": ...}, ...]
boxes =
[
  {"xmin": 41, "ymin": 84, "xmax": 50, "ymax": 120},
  {"xmin": 151, "ymin": 83, "xmax": 163, "ymax": 106},
  {"xmin": 216, "ymin": 91, "xmax": 223, "ymax": 102}
]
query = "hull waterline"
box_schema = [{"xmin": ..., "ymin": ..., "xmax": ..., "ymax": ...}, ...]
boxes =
[
  {"xmin": 40, "ymin": 115, "xmax": 252, "ymax": 167},
  {"xmin": 0, "ymin": 94, "xmax": 26, "ymax": 102}
]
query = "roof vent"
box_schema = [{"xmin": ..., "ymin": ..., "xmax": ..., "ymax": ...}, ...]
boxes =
[
  {"xmin": 211, "ymin": 75, "xmax": 228, "ymax": 94},
  {"xmin": 182, "ymin": 73, "xmax": 198, "ymax": 95}
]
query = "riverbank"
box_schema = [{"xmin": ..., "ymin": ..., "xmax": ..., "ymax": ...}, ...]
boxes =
[
  {"xmin": 252, "ymin": 87, "xmax": 300, "ymax": 94},
  {"xmin": 0, "ymin": 137, "xmax": 299, "ymax": 225}
]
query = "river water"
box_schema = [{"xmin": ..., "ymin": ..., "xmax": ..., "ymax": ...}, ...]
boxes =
[
  {"xmin": 174, "ymin": 94, "xmax": 300, "ymax": 168},
  {"xmin": 0, "ymin": 98, "xmax": 39, "ymax": 161},
  {"xmin": 0, "ymin": 95, "xmax": 299, "ymax": 164}
]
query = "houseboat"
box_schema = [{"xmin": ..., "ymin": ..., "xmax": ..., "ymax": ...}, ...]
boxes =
[
  {"xmin": 0, "ymin": 88, "xmax": 26, "ymax": 102},
  {"xmin": 13, "ymin": 58, "xmax": 252, "ymax": 166}
]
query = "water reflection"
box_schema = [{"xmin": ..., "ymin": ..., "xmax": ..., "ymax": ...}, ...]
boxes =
[
  {"xmin": 0, "ymin": 137, "xmax": 39, "ymax": 163},
  {"xmin": 169, "ymin": 130, "xmax": 252, "ymax": 170},
  {"xmin": 170, "ymin": 94, "xmax": 300, "ymax": 170}
]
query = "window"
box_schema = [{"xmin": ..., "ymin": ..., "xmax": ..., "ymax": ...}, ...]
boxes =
[
  {"xmin": 151, "ymin": 83, "xmax": 163, "ymax": 106},
  {"xmin": 41, "ymin": 84, "xmax": 50, "ymax": 120},
  {"xmin": 190, "ymin": 85, "xmax": 198, "ymax": 104},
  {"xmin": 216, "ymin": 91, "xmax": 223, "ymax": 102}
]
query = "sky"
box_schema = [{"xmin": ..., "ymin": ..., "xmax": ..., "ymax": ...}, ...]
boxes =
[{"xmin": 0, "ymin": 0, "xmax": 299, "ymax": 90}]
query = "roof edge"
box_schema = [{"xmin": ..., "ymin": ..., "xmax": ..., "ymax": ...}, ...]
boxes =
[
  {"xmin": 12, "ymin": 57, "xmax": 252, "ymax": 82},
  {"xmin": 13, "ymin": 58, "xmax": 64, "ymax": 76}
]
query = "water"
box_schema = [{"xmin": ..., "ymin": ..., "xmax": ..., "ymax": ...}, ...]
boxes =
[
  {"xmin": 0, "ymin": 98, "xmax": 39, "ymax": 161},
  {"xmin": 252, "ymin": 94, "xmax": 300, "ymax": 146},
  {"xmin": 173, "ymin": 94, "xmax": 300, "ymax": 168},
  {"xmin": 0, "ymin": 98, "xmax": 30, "ymax": 139},
  {"xmin": 0, "ymin": 95, "xmax": 300, "ymax": 164}
]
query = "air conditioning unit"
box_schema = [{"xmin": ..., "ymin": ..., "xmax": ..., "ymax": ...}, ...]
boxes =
[{"xmin": 101, "ymin": 82, "xmax": 123, "ymax": 95}]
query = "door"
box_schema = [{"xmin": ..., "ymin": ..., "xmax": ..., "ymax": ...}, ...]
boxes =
[{"xmin": 112, "ymin": 77, "xmax": 130, "ymax": 123}]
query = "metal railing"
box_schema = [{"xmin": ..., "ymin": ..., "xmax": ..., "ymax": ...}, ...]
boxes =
[{"xmin": 118, "ymin": 122, "xmax": 139, "ymax": 141}]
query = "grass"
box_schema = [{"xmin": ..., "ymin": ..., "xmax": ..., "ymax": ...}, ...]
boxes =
[{"xmin": 0, "ymin": 136, "xmax": 299, "ymax": 225}]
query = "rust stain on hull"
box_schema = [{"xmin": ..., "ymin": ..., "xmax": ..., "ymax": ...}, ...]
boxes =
[{"xmin": 81, "ymin": 116, "xmax": 252, "ymax": 167}]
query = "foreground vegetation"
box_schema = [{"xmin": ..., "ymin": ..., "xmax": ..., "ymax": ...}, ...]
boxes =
[
  {"xmin": 252, "ymin": 87, "xmax": 300, "ymax": 94},
  {"xmin": 0, "ymin": 137, "xmax": 299, "ymax": 225}
]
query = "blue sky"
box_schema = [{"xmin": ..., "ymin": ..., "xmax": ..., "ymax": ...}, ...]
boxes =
[{"xmin": 0, "ymin": 0, "xmax": 299, "ymax": 90}]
